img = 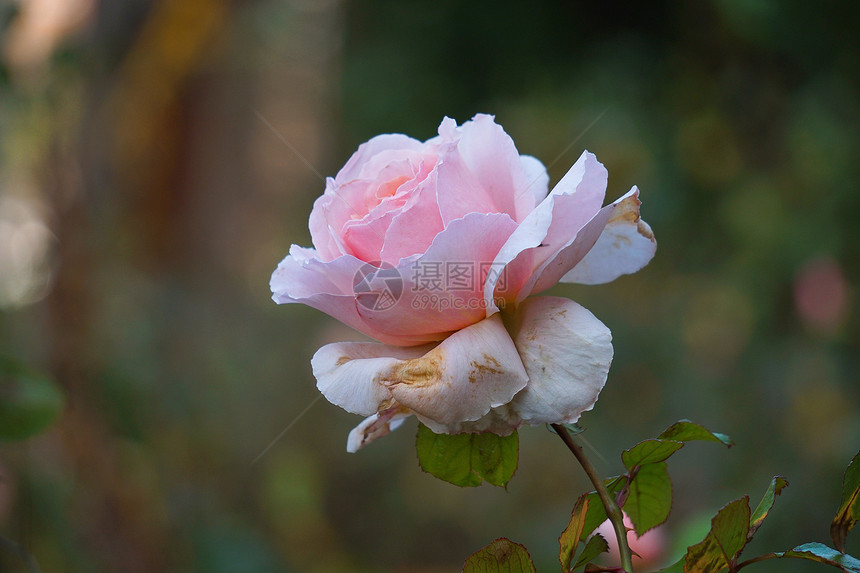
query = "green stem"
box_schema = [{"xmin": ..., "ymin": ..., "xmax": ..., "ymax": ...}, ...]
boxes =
[
  {"xmin": 552, "ymin": 424, "xmax": 635, "ymax": 573},
  {"xmin": 735, "ymin": 553, "xmax": 778, "ymax": 570}
]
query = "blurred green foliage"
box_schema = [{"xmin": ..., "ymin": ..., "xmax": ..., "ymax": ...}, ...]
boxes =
[
  {"xmin": 0, "ymin": 0, "xmax": 858, "ymax": 571},
  {"xmin": 0, "ymin": 355, "xmax": 63, "ymax": 440}
]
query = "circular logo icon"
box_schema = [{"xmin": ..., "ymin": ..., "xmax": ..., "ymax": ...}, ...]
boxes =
[{"xmin": 353, "ymin": 261, "xmax": 403, "ymax": 311}]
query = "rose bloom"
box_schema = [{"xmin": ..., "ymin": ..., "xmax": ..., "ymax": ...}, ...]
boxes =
[{"xmin": 271, "ymin": 114, "xmax": 655, "ymax": 451}]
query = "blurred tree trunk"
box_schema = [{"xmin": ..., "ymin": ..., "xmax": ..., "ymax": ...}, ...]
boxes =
[{"xmin": 45, "ymin": 0, "xmax": 237, "ymax": 569}]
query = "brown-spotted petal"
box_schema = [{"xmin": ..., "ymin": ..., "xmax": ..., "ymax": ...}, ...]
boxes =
[
  {"xmin": 506, "ymin": 296, "xmax": 613, "ymax": 425},
  {"xmin": 346, "ymin": 406, "xmax": 412, "ymax": 453},
  {"xmin": 560, "ymin": 186, "xmax": 656, "ymax": 285},
  {"xmin": 312, "ymin": 342, "xmax": 430, "ymax": 416},
  {"xmin": 384, "ymin": 313, "xmax": 529, "ymax": 432}
]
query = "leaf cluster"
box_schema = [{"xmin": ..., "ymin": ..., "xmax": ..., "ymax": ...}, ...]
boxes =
[
  {"xmin": 417, "ymin": 421, "xmax": 860, "ymax": 573},
  {"xmin": 558, "ymin": 420, "xmax": 732, "ymax": 572},
  {"xmin": 652, "ymin": 448, "xmax": 859, "ymax": 573}
]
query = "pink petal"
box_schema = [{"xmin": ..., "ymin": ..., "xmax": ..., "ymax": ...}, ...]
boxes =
[
  {"xmin": 483, "ymin": 151, "xmax": 607, "ymax": 309},
  {"xmin": 379, "ymin": 169, "xmax": 445, "ymax": 263},
  {"xmin": 450, "ymin": 114, "xmax": 537, "ymax": 222},
  {"xmin": 561, "ymin": 187, "xmax": 656, "ymax": 285},
  {"xmin": 335, "ymin": 133, "xmax": 424, "ymax": 182},
  {"xmin": 308, "ymin": 180, "xmax": 351, "ymax": 262},
  {"xmin": 355, "ymin": 212, "xmax": 518, "ymax": 340},
  {"xmin": 514, "ymin": 190, "xmax": 642, "ymax": 303},
  {"xmin": 385, "ymin": 313, "xmax": 529, "ymax": 431},
  {"xmin": 520, "ymin": 154, "xmax": 549, "ymax": 205},
  {"xmin": 506, "ymin": 296, "xmax": 613, "ymax": 425},
  {"xmin": 270, "ymin": 247, "xmax": 443, "ymax": 346},
  {"xmin": 341, "ymin": 210, "xmax": 395, "ymax": 262},
  {"xmin": 435, "ymin": 144, "xmax": 499, "ymax": 225},
  {"xmin": 309, "ymin": 139, "xmax": 426, "ymax": 261}
]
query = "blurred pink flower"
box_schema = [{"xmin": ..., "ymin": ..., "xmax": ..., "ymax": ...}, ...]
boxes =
[
  {"xmin": 597, "ymin": 514, "xmax": 666, "ymax": 571},
  {"xmin": 793, "ymin": 257, "xmax": 851, "ymax": 334},
  {"xmin": 2, "ymin": 0, "xmax": 94, "ymax": 72},
  {"xmin": 271, "ymin": 115, "xmax": 656, "ymax": 449}
]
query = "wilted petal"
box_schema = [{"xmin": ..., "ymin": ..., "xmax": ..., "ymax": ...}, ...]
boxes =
[
  {"xmin": 506, "ymin": 296, "xmax": 613, "ymax": 425},
  {"xmin": 311, "ymin": 313, "xmax": 528, "ymax": 439},
  {"xmin": 515, "ymin": 201, "xmax": 612, "ymax": 302},
  {"xmin": 386, "ymin": 313, "xmax": 529, "ymax": 431},
  {"xmin": 312, "ymin": 341, "xmax": 429, "ymax": 415},
  {"xmin": 346, "ymin": 406, "xmax": 412, "ymax": 453},
  {"xmin": 561, "ymin": 187, "xmax": 656, "ymax": 285},
  {"xmin": 433, "ymin": 406, "xmax": 520, "ymax": 435}
]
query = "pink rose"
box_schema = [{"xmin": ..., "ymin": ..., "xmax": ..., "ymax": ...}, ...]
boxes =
[
  {"xmin": 271, "ymin": 114, "xmax": 656, "ymax": 450},
  {"xmin": 597, "ymin": 514, "xmax": 666, "ymax": 570}
]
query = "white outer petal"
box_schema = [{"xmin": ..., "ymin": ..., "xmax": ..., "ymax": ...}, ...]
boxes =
[
  {"xmin": 387, "ymin": 313, "xmax": 529, "ymax": 431},
  {"xmin": 346, "ymin": 407, "xmax": 411, "ymax": 453},
  {"xmin": 561, "ymin": 186, "xmax": 657, "ymax": 285},
  {"xmin": 312, "ymin": 314, "xmax": 529, "ymax": 437},
  {"xmin": 312, "ymin": 342, "xmax": 429, "ymax": 416},
  {"xmin": 507, "ymin": 296, "xmax": 613, "ymax": 425}
]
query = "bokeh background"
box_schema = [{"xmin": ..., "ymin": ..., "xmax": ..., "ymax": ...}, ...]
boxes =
[{"xmin": 1, "ymin": 0, "xmax": 858, "ymax": 571}]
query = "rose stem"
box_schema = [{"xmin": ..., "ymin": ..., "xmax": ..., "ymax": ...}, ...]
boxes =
[{"xmin": 551, "ymin": 423, "xmax": 635, "ymax": 573}]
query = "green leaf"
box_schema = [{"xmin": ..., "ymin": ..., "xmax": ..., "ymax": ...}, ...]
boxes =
[
  {"xmin": 463, "ymin": 538, "xmax": 536, "ymax": 573},
  {"xmin": 749, "ymin": 476, "xmax": 789, "ymax": 540},
  {"xmin": 580, "ymin": 476, "xmax": 629, "ymax": 543},
  {"xmin": 832, "ymin": 450, "xmax": 860, "ymax": 553},
  {"xmin": 470, "ymin": 431, "xmax": 519, "ymax": 487},
  {"xmin": 560, "ymin": 495, "xmax": 590, "ymax": 571},
  {"xmin": 684, "ymin": 497, "xmax": 751, "ymax": 573},
  {"xmin": 622, "ymin": 439, "xmax": 684, "ymax": 470},
  {"xmin": 625, "ymin": 461, "xmax": 673, "ymax": 536},
  {"xmin": 778, "ymin": 542, "xmax": 860, "ymax": 573},
  {"xmin": 0, "ymin": 355, "xmax": 64, "ymax": 440},
  {"xmin": 573, "ymin": 533, "xmax": 610, "ymax": 571},
  {"xmin": 657, "ymin": 420, "xmax": 733, "ymax": 448},
  {"xmin": 415, "ymin": 424, "xmax": 517, "ymax": 487}
]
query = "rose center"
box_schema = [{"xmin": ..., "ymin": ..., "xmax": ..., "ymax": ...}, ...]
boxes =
[{"xmin": 366, "ymin": 174, "xmax": 410, "ymax": 210}]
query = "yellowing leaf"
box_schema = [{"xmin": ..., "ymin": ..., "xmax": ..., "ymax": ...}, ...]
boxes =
[
  {"xmin": 749, "ymin": 476, "xmax": 788, "ymax": 540},
  {"xmin": 559, "ymin": 495, "xmax": 589, "ymax": 571},
  {"xmin": 463, "ymin": 538, "xmax": 536, "ymax": 573},
  {"xmin": 832, "ymin": 450, "xmax": 860, "ymax": 553},
  {"xmin": 684, "ymin": 498, "xmax": 750, "ymax": 573}
]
